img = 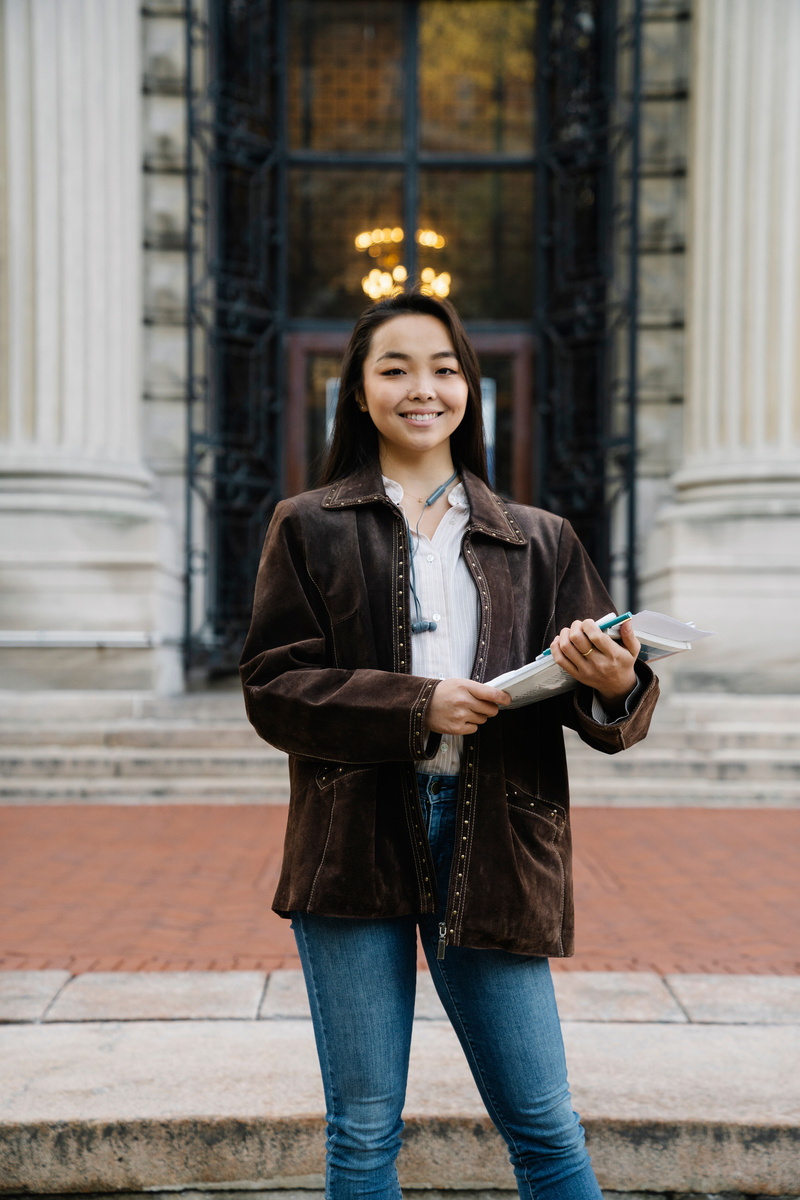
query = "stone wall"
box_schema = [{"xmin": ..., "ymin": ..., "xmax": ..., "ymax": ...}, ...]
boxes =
[{"xmin": 141, "ymin": 0, "xmax": 191, "ymax": 608}]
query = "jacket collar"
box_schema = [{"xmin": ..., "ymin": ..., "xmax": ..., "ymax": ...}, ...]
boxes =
[{"xmin": 322, "ymin": 463, "xmax": 527, "ymax": 545}]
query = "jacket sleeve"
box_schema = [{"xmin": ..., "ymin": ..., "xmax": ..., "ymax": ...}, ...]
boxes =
[
  {"xmin": 549, "ymin": 519, "xmax": 660, "ymax": 754},
  {"xmin": 239, "ymin": 500, "xmax": 442, "ymax": 763}
]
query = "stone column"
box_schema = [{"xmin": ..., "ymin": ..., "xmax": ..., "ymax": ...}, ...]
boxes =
[
  {"xmin": 643, "ymin": 0, "xmax": 800, "ymax": 692},
  {"xmin": 0, "ymin": 0, "xmax": 181, "ymax": 691}
]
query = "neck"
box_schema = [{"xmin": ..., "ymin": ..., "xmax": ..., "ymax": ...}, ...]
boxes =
[{"xmin": 379, "ymin": 447, "xmax": 457, "ymax": 496}]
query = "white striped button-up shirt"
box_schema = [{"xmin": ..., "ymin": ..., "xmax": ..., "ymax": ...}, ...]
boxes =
[
  {"xmin": 384, "ymin": 476, "xmax": 477, "ymax": 776},
  {"xmin": 383, "ymin": 476, "xmax": 634, "ymax": 777}
]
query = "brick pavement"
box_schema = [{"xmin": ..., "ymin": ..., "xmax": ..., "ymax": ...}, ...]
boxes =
[{"xmin": 1, "ymin": 805, "xmax": 798, "ymax": 974}]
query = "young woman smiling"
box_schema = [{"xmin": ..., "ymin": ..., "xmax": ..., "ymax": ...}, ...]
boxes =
[{"xmin": 240, "ymin": 292, "xmax": 659, "ymax": 1200}]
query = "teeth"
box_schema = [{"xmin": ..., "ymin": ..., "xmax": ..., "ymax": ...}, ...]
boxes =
[{"xmin": 402, "ymin": 412, "xmax": 441, "ymax": 422}]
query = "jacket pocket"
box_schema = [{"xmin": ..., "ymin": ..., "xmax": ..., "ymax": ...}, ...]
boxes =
[
  {"xmin": 505, "ymin": 782, "xmax": 566, "ymax": 841},
  {"xmin": 316, "ymin": 762, "xmax": 373, "ymax": 792}
]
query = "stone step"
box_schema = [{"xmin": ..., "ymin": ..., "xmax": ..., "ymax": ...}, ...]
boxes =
[
  {"xmin": 3, "ymin": 719, "xmax": 800, "ymax": 753},
  {"xmin": 565, "ymin": 742, "xmax": 800, "ymax": 780},
  {"xmin": 0, "ymin": 775, "xmax": 290, "ymax": 805},
  {"xmin": 0, "ymin": 721, "xmax": 264, "ymax": 749},
  {"xmin": 567, "ymin": 775, "xmax": 800, "ymax": 806},
  {"xmin": 2, "ymin": 772, "xmax": 799, "ymax": 807},
  {"xmin": 1, "ymin": 970, "xmax": 799, "ymax": 1195},
  {"xmin": 609, "ymin": 723, "xmax": 800, "ymax": 751},
  {"xmin": 0, "ymin": 746, "xmax": 288, "ymax": 778},
  {"xmin": 3, "ymin": 743, "xmax": 799, "ymax": 784},
  {"xmin": 2, "ymin": 690, "xmax": 799, "ymax": 808}
]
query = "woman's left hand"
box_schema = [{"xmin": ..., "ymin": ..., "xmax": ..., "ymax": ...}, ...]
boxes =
[{"xmin": 549, "ymin": 618, "xmax": 640, "ymax": 718}]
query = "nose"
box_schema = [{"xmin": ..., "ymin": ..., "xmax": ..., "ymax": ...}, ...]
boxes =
[{"xmin": 407, "ymin": 376, "xmax": 436, "ymax": 401}]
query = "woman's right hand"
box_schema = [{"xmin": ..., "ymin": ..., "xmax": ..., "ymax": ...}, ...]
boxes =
[{"xmin": 425, "ymin": 678, "xmax": 511, "ymax": 736}]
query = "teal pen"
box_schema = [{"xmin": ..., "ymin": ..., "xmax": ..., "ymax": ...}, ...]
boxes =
[{"xmin": 536, "ymin": 611, "xmax": 633, "ymax": 661}]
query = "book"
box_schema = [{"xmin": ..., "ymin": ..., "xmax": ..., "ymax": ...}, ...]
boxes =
[{"xmin": 487, "ymin": 610, "xmax": 714, "ymax": 709}]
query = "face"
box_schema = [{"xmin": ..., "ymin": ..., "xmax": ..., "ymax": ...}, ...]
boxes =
[{"xmin": 359, "ymin": 314, "xmax": 469, "ymax": 463}]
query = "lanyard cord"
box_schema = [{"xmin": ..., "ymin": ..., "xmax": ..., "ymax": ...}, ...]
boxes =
[{"xmin": 404, "ymin": 470, "xmax": 458, "ymax": 634}]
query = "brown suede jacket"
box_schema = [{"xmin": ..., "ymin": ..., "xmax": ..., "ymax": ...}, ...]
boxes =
[{"xmin": 239, "ymin": 464, "xmax": 659, "ymax": 957}]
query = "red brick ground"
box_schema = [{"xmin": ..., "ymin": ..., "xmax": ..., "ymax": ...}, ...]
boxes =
[{"xmin": 1, "ymin": 805, "xmax": 798, "ymax": 974}]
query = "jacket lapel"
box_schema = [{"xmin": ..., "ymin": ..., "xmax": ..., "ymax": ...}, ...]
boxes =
[{"xmin": 323, "ymin": 463, "xmax": 528, "ymax": 548}]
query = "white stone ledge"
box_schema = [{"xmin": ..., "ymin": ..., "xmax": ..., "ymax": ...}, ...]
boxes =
[
  {"xmin": 0, "ymin": 631, "xmax": 177, "ymax": 649},
  {"xmin": 1, "ymin": 1018, "xmax": 798, "ymax": 1194}
]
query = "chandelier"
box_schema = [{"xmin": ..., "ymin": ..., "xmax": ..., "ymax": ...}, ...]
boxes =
[{"xmin": 354, "ymin": 226, "xmax": 451, "ymax": 300}]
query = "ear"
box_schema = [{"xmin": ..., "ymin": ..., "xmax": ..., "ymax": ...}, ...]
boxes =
[{"xmin": 356, "ymin": 390, "xmax": 369, "ymax": 413}]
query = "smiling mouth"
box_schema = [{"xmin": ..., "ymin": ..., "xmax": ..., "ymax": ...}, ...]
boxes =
[{"xmin": 399, "ymin": 412, "xmax": 443, "ymax": 423}]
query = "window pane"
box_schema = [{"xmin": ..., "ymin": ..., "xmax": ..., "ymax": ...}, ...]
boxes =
[
  {"xmin": 418, "ymin": 171, "xmax": 534, "ymax": 319},
  {"xmin": 288, "ymin": 1, "xmax": 404, "ymax": 152},
  {"xmin": 477, "ymin": 356, "xmax": 514, "ymax": 497},
  {"xmin": 306, "ymin": 354, "xmax": 344, "ymax": 488},
  {"xmin": 289, "ymin": 169, "xmax": 404, "ymax": 317},
  {"xmin": 419, "ymin": 1, "xmax": 536, "ymax": 154}
]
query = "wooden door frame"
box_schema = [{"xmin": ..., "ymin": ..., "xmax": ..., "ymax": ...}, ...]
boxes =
[{"xmin": 286, "ymin": 330, "xmax": 534, "ymax": 502}]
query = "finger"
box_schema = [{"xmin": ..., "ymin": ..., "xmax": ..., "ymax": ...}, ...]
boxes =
[
  {"xmin": 577, "ymin": 619, "xmax": 609, "ymax": 656},
  {"xmin": 550, "ymin": 634, "xmax": 581, "ymax": 678},
  {"xmin": 465, "ymin": 682, "xmax": 510, "ymax": 706},
  {"xmin": 618, "ymin": 619, "xmax": 641, "ymax": 655},
  {"xmin": 557, "ymin": 625, "xmax": 591, "ymax": 667},
  {"xmin": 464, "ymin": 700, "xmax": 501, "ymax": 720}
]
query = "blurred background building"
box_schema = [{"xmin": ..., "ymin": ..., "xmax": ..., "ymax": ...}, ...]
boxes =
[{"xmin": 0, "ymin": 0, "xmax": 797, "ymax": 696}]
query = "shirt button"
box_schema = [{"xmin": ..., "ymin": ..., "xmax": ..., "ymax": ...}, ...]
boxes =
[
  {"xmin": 426, "ymin": 554, "xmax": 435, "ymax": 563},
  {"xmin": 441, "ymin": 741, "xmax": 448, "ymax": 749},
  {"xmin": 450, "ymin": 517, "xmax": 456, "ymax": 524},
  {"xmin": 432, "ymin": 612, "xmax": 441, "ymax": 622}
]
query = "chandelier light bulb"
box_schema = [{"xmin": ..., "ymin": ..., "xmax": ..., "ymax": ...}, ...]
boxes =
[
  {"xmin": 362, "ymin": 267, "xmax": 404, "ymax": 300},
  {"xmin": 416, "ymin": 228, "xmax": 446, "ymax": 249},
  {"xmin": 356, "ymin": 225, "xmax": 449, "ymax": 300},
  {"xmin": 355, "ymin": 226, "xmax": 444, "ymax": 254},
  {"xmin": 420, "ymin": 269, "xmax": 450, "ymax": 299}
]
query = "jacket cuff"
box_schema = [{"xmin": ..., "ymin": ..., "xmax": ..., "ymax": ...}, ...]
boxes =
[
  {"xmin": 573, "ymin": 660, "xmax": 657, "ymax": 748},
  {"xmin": 590, "ymin": 675, "xmax": 644, "ymax": 725},
  {"xmin": 410, "ymin": 678, "xmax": 441, "ymax": 759}
]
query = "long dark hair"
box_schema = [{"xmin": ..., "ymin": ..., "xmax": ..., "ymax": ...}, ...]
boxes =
[{"xmin": 319, "ymin": 291, "xmax": 490, "ymax": 486}]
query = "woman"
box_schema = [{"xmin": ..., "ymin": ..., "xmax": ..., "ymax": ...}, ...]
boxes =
[{"xmin": 240, "ymin": 292, "xmax": 659, "ymax": 1200}]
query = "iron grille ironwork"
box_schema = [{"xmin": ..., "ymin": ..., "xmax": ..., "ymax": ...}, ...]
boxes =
[
  {"xmin": 184, "ymin": 0, "xmax": 642, "ymax": 672},
  {"xmin": 185, "ymin": 0, "xmax": 286, "ymax": 673},
  {"xmin": 534, "ymin": 0, "xmax": 642, "ymax": 608}
]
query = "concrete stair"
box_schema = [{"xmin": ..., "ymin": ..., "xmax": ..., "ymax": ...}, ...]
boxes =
[
  {"xmin": 565, "ymin": 693, "xmax": 800, "ymax": 806},
  {"xmin": 0, "ymin": 690, "xmax": 288, "ymax": 804},
  {"xmin": 1, "ymin": 690, "xmax": 799, "ymax": 806},
  {"xmin": 2, "ymin": 969, "xmax": 799, "ymax": 1196}
]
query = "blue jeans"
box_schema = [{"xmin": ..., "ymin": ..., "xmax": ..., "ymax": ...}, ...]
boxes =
[{"xmin": 292, "ymin": 774, "xmax": 601, "ymax": 1200}]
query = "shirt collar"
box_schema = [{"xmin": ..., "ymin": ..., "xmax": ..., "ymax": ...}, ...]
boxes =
[
  {"xmin": 322, "ymin": 463, "xmax": 526, "ymax": 544},
  {"xmin": 381, "ymin": 475, "xmax": 468, "ymax": 511}
]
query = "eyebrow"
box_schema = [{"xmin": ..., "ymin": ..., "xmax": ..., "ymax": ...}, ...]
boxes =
[{"xmin": 375, "ymin": 350, "xmax": 458, "ymax": 362}]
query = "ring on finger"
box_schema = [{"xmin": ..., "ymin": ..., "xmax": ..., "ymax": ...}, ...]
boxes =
[{"xmin": 582, "ymin": 646, "xmax": 594, "ymax": 657}]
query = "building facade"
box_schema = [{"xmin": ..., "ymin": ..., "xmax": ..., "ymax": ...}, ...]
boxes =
[{"xmin": 0, "ymin": 0, "xmax": 797, "ymax": 694}]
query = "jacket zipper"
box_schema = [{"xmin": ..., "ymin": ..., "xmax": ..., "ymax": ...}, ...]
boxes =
[{"xmin": 437, "ymin": 921, "xmax": 447, "ymax": 960}]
